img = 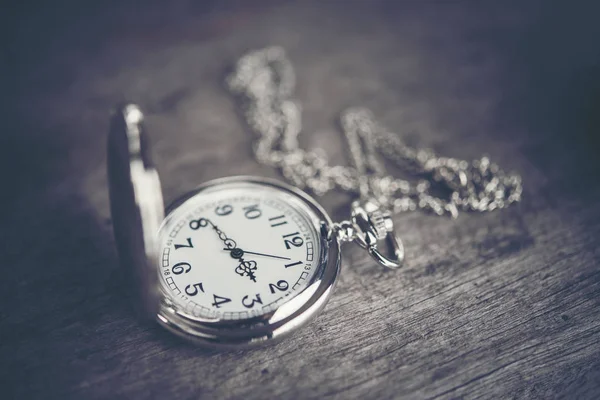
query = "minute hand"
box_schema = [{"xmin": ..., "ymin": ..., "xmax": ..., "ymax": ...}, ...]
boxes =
[{"xmin": 224, "ymin": 248, "xmax": 290, "ymax": 261}]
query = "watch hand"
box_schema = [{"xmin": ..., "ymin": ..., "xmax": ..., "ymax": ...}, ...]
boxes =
[
  {"xmin": 195, "ymin": 218, "xmax": 238, "ymax": 249},
  {"xmin": 224, "ymin": 248, "xmax": 290, "ymax": 261},
  {"xmin": 192, "ymin": 218, "xmax": 258, "ymax": 281},
  {"xmin": 235, "ymin": 260, "xmax": 257, "ymax": 282}
]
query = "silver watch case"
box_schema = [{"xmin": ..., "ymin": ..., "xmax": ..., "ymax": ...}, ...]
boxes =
[{"xmin": 107, "ymin": 104, "xmax": 341, "ymax": 348}]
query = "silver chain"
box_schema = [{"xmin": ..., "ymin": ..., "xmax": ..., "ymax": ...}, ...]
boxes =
[{"xmin": 226, "ymin": 46, "xmax": 522, "ymax": 227}]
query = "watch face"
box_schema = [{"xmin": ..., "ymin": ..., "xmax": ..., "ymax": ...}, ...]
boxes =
[{"xmin": 157, "ymin": 180, "xmax": 324, "ymax": 321}]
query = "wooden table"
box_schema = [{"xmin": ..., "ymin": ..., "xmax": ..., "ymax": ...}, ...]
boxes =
[{"xmin": 3, "ymin": 1, "xmax": 600, "ymax": 399}]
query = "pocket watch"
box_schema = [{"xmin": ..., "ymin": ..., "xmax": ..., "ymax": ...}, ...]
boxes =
[
  {"xmin": 107, "ymin": 48, "xmax": 522, "ymax": 348},
  {"xmin": 108, "ymin": 104, "xmax": 397, "ymax": 348}
]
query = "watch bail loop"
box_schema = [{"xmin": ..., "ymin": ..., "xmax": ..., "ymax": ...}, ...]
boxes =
[{"xmin": 351, "ymin": 201, "xmax": 404, "ymax": 269}]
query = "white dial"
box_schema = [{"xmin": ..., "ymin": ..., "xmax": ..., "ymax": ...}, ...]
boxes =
[{"xmin": 157, "ymin": 182, "xmax": 322, "ymax": 320}]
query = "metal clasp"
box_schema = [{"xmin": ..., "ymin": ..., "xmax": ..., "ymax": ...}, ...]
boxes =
[{"xmin": 351, "ymin": 201, "xmax": 404, "ymax": 269}]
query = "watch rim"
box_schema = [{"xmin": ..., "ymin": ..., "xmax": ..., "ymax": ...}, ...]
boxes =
[{"xmin": 155, "ymin": 175, "xmax": 341, "ymax": 348}]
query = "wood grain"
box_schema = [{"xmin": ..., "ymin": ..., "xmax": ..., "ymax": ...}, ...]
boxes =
[{"xmin": 2, "ymin": 1, "xmax": 600, "ymax": 399}]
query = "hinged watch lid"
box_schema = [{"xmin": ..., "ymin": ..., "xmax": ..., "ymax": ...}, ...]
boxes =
[{"xmin": 107, "ymin": 104, "xmax": 164, "ymax": 320}]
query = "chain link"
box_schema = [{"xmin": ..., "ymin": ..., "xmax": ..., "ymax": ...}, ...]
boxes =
[{"xmin": 226, "ymin": 46, "xmax": 522, "ymax": 221}]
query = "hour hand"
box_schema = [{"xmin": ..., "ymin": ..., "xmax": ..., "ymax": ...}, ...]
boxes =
[{"xmin": 235, "ymin": 260, "xmax": 257, "ymax": 282}]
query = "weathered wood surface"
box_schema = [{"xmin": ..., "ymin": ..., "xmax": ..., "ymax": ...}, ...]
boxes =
[{"xmin": 3, "ymin": 1, "xmax": 600, "ymax": 399}]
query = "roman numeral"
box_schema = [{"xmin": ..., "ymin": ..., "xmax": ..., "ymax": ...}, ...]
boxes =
[{"xmin": 269, "ymin": 215, "xmax": 287, "ymax": 227}]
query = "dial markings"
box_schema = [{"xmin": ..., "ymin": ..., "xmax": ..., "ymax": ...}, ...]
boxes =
[
  {"xmin": 172, "ymin": 262, "xmax": 192, "ymax": 275},
  {"xmin": 306, "ymin": 240, "xmax": 314, "ymax": 261},
  {"xmin": 185, "ymin": 282, "xmax": 204, "ymax": 296},
  {"xmin": 282, "ymin": 232, "xmax": 304, "ymax": 249},
  {"xmin": 292, "ymin": 271, "xmax": 311, "ymax": 292},
  {"xmin": 269, "ymin": 280, "xmax": 289, "ymax": 293},
  {"xmin": 162, "ymin": 247, "xmax": 170, "ymax": 267},
  {"xmin": 243, "ymin": 204, "xmax": 262, "ymax": 219},
  {"xmin": 215, "ymin": 204, "xmax": 233, "ymax": 216},
  {"xmin": 269, "ymin": 215, "xmax": 288, "ymax": 227},
  {"xmin": 159, "ymin": 188, "xmax": 321, "ymax": 320},
  {"xmin": 212, "ymin": 295, "xmax": 232, "ymax": 308},
  {"xmin": 165, "ymin": 277, "xmax": 180, "ymax": 294},
  {"xmin": 242, "ymin": 294, "xmax": 263, "ymax": 309},
  {"xmin": 284, "ymin": 260, "xmax": 303, "ymax": 268},
  {"xmin": 174, "ymin": 237, "xmax": 193, "ymax": 249}
]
